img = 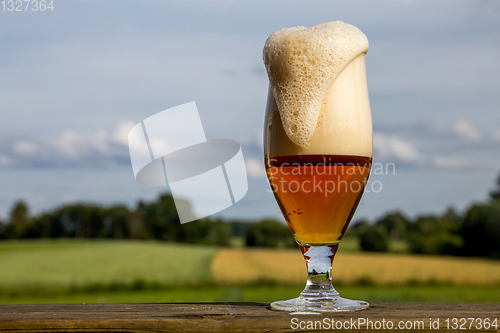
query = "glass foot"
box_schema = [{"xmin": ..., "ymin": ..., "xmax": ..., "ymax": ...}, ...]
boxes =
[{"xmin": 271, "ymin": 296, "xmax": 369, "ymax": 312}]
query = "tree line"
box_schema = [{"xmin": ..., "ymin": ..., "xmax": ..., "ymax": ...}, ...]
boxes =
[
  {"xmin": 0, "ymin": 194, "xmax": 231, "ymax": 246},
  {"xmin": 348, "ymin": 173, "xmax": 500, "ymax": 258},
  {"xmin": 1, "ymin": 174, "xmax": 499, "ymax": 259}
]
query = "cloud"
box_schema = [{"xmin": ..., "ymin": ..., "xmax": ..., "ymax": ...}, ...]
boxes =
[
  {"xmin": 452, "ymin": 120, "xmax": 480, "ymax": 141},
  {"xmin": 0, "ymin": 155, "xmax": 12, "ymax": 166},
  {"xmin": 13, "ymin": 141, "xmax": 37, "ymax": 155},
  {"xmin": 113, "ymin": 121, "xmax": 136, "ymax": 146},
  {"xmin": 0, "ymin": 121, "xmax": 269, "ymax": 182},
  {"xmin": 245, "ymin": 158, "xmax": 266, "ymax": 179},
  {"xmin": 0, "ymin": 122, "xmax": 133, "ymax": 169},
  {"xmin": 373, "ymin": 118, "xmax": 500, "ymax": 171},
  {"xmin": 493, "ymin": 129, "xmax": 500, "ymax": 141},
  {"xmin": 373, "ymin": 133, "xmax": 421, "ymax": 162}
]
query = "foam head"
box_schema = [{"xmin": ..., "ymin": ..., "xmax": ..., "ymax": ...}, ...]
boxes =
[{"xmin": 263, "ymin": 21, "xmax": 369, "ymax": 147}]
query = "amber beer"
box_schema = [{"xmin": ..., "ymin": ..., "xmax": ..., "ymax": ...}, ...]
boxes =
[{"xmin": 266, "ymin": 155, "xmax": 371, "ymax": 245}]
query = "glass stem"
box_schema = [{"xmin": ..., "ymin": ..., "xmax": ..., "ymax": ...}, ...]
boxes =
[{"xmin": 298, "ymin": 244, "xmax": 340, "ymax": 299}]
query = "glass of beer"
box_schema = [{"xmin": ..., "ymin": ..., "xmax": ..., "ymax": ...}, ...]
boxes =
[{"xmin": 263, "ymin": 21, "xmax": 372, "ymax": 312}]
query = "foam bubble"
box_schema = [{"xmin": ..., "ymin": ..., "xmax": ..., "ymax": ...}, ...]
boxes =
[{"xmin": 263, "ymin": 21, "xmax": 369, "ymax": 147}]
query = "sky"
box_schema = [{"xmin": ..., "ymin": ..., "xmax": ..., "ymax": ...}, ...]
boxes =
[{"xmin": 0, "ymin": 0, "xmax": 499, "ymax": 223}]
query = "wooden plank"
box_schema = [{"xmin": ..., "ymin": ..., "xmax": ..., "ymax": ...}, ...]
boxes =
[{"xmin": 0, "ymin": 302, "xmax": 498, "ymax": 332}]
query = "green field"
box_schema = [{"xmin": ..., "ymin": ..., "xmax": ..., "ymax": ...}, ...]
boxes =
[
  {"xmin": 0, "ymin": 239, "xmax": 498, "ymax": 304},
  {"xmin": 0, "ymin": 239, "xmax": 217, "ymax": 295},
  {"xmin": 1, "ymin": 284, "xmax": 499, "ymax": 305}
]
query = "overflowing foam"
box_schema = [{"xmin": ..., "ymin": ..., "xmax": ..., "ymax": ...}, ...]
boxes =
[
  {"xmin": 263, "ymin": 21, "xmax": 369, "ymax": 147},
  {"xmin": 265, "ymin": 54, "xmax": 373, "ymax": 158}
]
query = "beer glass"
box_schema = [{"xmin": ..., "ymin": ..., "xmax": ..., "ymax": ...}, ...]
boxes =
[{"xmin": 264, "ymin": 54, "xmax": 373, "ymax": 312}]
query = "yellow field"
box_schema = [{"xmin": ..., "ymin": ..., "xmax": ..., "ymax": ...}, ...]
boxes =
[{"xmin": 211, "ymin": 248, "xmax": 500, "ymax": 286}]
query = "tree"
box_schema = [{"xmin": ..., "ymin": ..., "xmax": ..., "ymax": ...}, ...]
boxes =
[
  {"xmin": 461, "ymin": 201, "xmax": 500, "ymax": 258},
  {"xmin": 490, "ymin": 172, "xmax": 500, "ymax": 201},
  {"xmin": 139, "ymin": 194, "xmax": 181, "ymax": 241},
  {"xmin": 103, "ymin": 205, "xmax": 130, "ymax": 239},
  {"xmin": 62, "ymin": 204, "xmax": 108, "ymax": 238},
  {"xmin": 408, "ymin": 215, "xmax": 463, "ymax": 255},
  {"xmin": 127, "ymin": 209, "xmax": 148, "ymax": 239},
  {"xmin": 375, "ymin": 211, "xmax": 409, "ymax": 240},
  {"xmin": 246, "ymin": 219, "xmax": 296, "ymax": 248},
  {"xmin": 24, "ymin": 212, "xmax": 58, "ymax": 238},
  {"xmin": 25, "ymin": 204, "xmax": 111, "ymax": 239},
  {"xmin": 137, "ymin": 193, "xmax": 231, "ymax": 245},
  {"xmin": 6, "ymin": 200, "xmax": 30, "ymax": 238},
  {"xmin": 180, "ymin": 218, "xmax": 231, "ymax": 246},
  {"xmin": 359, "ymin": 226, "xmax": 389, "ymax": 252},
  {"xmin": 0, "ymin": 217, "xmax": 6, "ymax": 239},
  {"xmin": 344, "ymin": 219, "xmax": 369, "ymax": 238}
]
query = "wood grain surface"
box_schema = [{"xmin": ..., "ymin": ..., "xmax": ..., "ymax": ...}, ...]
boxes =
[{"xmin": 0, "ymin": 302, "xmax": 498, "ymax": 332}]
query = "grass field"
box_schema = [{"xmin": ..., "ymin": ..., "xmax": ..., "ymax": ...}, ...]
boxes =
[
  {"xmin": 1, "ymin": 285, "xmax": 499, "ymax": 304},
  {"xmin": 0, "ymin": 239, "xmax": 499, "ymax": 304},
  {"xmin": 0, "ymin": 239, "xmax": 217, "ymax": 295}
]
